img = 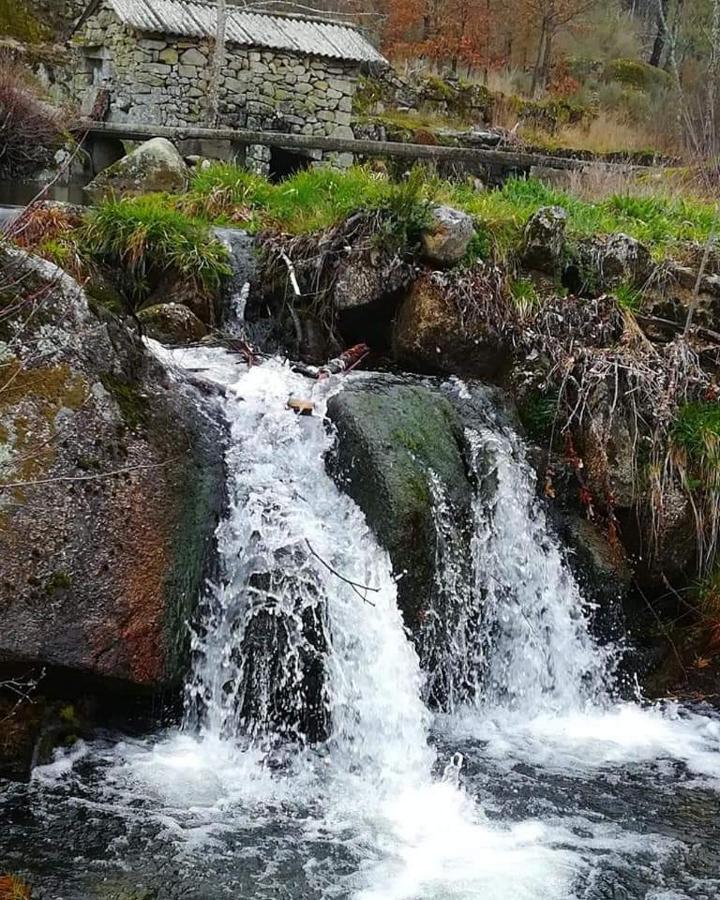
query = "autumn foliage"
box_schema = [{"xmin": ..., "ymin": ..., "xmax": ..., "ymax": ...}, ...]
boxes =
[{"xmin": 384, "ymin": 0, "xmax": 492, "ymax": 70}]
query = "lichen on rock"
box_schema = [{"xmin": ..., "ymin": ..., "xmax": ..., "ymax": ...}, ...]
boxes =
[{"xmin": 0, "ymin": 246, "xmax": 223, "ymax": 692}]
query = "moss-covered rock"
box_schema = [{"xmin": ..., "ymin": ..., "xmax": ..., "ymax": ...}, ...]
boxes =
[
  {"xmin": 138, "ymin": 302, "xmax": 208, "ymax": 345},
  {"xmin": 0, "ymin": 246, "xmax": 223, "ymax": 691},
  {"xmin": 326, "ymin": 376, "xmax": 473, "ymax": 632},
  {"xmin": 84, "ymin": 138, "xmax": 189, "ymax": 203},
  {"xmin": 604, "ymin": 58, "xmax": 672, "ymax": 94}
]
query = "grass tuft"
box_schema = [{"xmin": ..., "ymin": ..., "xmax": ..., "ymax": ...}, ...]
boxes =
[
  {"xmin": 672, "ymin": 402, "xmax": 720, "ymax": 475},
  {"xmin": 80, "ymin": 194, "xmax": 231, "ymax": 306}
]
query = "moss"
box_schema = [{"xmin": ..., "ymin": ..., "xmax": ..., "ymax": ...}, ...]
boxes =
[
  {"xmin": 45, "ymin": 571, "xmax": 72, "ymax": 592},
  {"xmin": 0, "ymin": 362, "xmax": 88, "ymax": 490},
  {"xmin": 423, "ymin": 74, "xmax": 457, "ymax": 103},
  {"xmin": 58, "ymin": 703, "xmax": 78, "ymax": 725},
  {"xmin": 510, "ymin": 95, "xmax": 593, "ymax": 132},
  {"xmin": 99, "ymin": 373, "xmax": 150, "ymax": 430}
]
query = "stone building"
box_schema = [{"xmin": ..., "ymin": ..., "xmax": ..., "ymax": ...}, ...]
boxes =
[{"xmin": 70, "ymin": 0, "xmax": 386, "ymax": 173}]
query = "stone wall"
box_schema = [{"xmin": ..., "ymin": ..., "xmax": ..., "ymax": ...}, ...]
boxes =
[{"xmin": 71, "ymin": 4, "xmax": 359, "ymax": 170}]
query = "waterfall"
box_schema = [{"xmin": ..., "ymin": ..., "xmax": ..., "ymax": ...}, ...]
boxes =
[
  {"xmin": 14, "ymin": 348, "xmax": 720, "ymax": 899},
  {"xmin": 465, "ymin": 424, "xmax": 614, "ymax": 714},
  {"xmin": 178, "ymin": 349, "xmax": 431, "ymax": 781},
  {"xmin": 213, "ymin": 228, "xmax": 255, "ymax": 334}
]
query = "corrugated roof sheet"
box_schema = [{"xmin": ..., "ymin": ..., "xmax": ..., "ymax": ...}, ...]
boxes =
[{"xmin": 103, "ymin": 0, "xmax": 386, "ymax": 63}]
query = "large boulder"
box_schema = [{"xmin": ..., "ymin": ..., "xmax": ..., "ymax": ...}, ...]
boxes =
[
  {"xmin": 421, "ymin": 205, "xmax": 475, "ymax": 266},
  {"xmin": 522, "ymin": 205, "xmax": 568, "ymax": 274},
  {"xmin": 0, "ymin": 247, "xmax": 223, "ymax": 689},
  {"xmin": 333, "ymin": 249, "xmax": 413, "ymax": 314},
  {"xmin": 326, "ymin": 376, "xmax": 473, "ymax": 633},
  {"xmin": 393, "ymin": 271, "xmax": 510, "ymax": 379},
  {"xmin": 138, "ymin": 302, "xmax": 208, "ymax": 344},
  {"xmin": 84, "ymin": 137, "xmax": 189, "ymax": 202}
]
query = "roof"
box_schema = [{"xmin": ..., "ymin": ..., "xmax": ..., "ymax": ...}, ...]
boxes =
[{"xmin": 77, "ymin": 0, "xmax": 386, "ymax": 64}]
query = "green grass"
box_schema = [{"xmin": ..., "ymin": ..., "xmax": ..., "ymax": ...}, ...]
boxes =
[
  {"xmin": 614, "ymin": 280, "xmax": 644, "ymax": 311},
  {"xmin": 81, "ymin": 194, "xmax": 231, "ymax": 304},
  {"xmin": 92, "ymin": 166, "xmax": 720, "ymax": 270},
  {"xmin": 672, "ymin": 402, "xmax": 720, "ymax": 470},
  {"xmin": 182, "ymin": 163, "xmax": 434, "ymax": 238},
  {"xmin": 443, "ymin": 176, "xmax": 719, "ymax": 258},
  {"xmin": 509, "ymin": 276, "xmax": 540, "ymax": 317}
]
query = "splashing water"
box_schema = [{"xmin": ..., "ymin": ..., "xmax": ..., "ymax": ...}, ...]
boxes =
[
  {"xmin": 2, "ymin": 352, "xmax": 720, "ymax": 899},
  {"xmin": 466, "ymin": 424, "xmax": 614, "ymax": 714}
]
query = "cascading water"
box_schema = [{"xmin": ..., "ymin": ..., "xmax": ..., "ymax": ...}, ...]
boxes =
[
  {"xmin": 2, "ymin": 350, "xmax": 720, "ymax": 899},
  {"xmin": 464, "ymin": 424, "xmax": 613, "ymax": 714}
]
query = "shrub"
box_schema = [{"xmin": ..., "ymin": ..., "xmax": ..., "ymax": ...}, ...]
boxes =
[
  {"xmin": 0, "ymin": 57, "xmax": 64, "ymax": 179},
  {"xmin": 604, "ymin": 58, "xmax": 671, "ymax": 94},
  {"xmin": 80, "ymin": 195, "xmax": 231, "ymax": 306},
  {"xmin": 0, "ymin": 0, "xmax": 49, "ymax": 42}
]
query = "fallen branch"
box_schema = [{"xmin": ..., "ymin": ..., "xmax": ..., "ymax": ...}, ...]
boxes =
[
  {"xmin": 305, "ymin": 539, "xmax": 378, "ymax": 606},
  {"xmin": 0, "ymin": 457, "xmax": 180, "ymax": 491},
  {"xmin": 0, "ymin": 668, "xmax": 45, "ymax": 723}
]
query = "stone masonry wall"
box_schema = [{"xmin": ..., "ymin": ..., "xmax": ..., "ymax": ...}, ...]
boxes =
[{"xmin": 72, "ymin": 5, "xmax": 359, "ymax": 168}]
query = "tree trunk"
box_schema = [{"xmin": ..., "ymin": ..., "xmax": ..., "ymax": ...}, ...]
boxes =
[
  {"xmin": 540, "ymin": 24, "xmax": 554, "ymax": 88},
  {"xmin": 649, "ymin": 0, "xmax": 668, "ymax": 67},
  {"xmin": 531, "ymin": 18, "xmax": 547, "ymax": 96}
]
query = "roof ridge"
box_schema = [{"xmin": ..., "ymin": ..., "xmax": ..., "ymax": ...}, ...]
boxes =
[{"xmin": 165, "ymin": 0, "xmax": 360, "ymax": 30}]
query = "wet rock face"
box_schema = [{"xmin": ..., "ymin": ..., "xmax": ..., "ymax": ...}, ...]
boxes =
[
  {"xmin": 0, "ymin": 247, "xmax": 223, "ymax": 689},
  {"xmin": 393, "ymin": 272, "xmax": 510, "ymax": 379},
  {"xmin": 326, "ymin": 376, "xmax": 473, "ymax": 632},
  {"xmin": 420, "ymin": 205, "xmax": 475, "ymax": 267},
  {"xmin": 84, "ymin": 138, "xmax": 189, "ymax": 202},
  {"xmin": 522, "ymin": 205, "xmax": 568, "ymax": 274}
]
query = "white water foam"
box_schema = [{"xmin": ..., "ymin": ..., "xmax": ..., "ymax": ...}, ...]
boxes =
[
  {"xmin": 442, "ymin": 423, "xmax": 720, "ymax": 786},
  {"xmin": 27, "ymin": 348, "xmax": 720, "ymax": 899},
  {"xmin": 103, "ymin": 347, "xmax": 578, "ymax": 898}
]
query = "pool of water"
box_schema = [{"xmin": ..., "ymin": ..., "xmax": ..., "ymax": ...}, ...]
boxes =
[
  {"xmin": 0, "ymin": 179, "xmax": 88, "ymax": 209},
  {"xmin": 1, "ymin": 702, "xmax": 719, "ymax": 900}
]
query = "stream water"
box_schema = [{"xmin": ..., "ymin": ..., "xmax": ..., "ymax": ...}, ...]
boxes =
[{"xmin": 1, "ymin": 348, "xmax": 719, "ymax": 900}]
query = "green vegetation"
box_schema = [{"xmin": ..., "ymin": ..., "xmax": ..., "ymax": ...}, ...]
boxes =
[
  {"xmin": 613, "ymin": 280, "xmax": 644, "ymax": 311},
  {"xmin": 0, "ymin": 0, "xmax": 49, "ymax": 42},
  {"xmin": 182, "ymin": 163, "xmax": 434, "ymax": 238},
  {"xmin": 178, "ymin": 165, "xmax": 720, "ymax": 260},
  {"xmin": 509, "ymin": 277, "xmax": 540, "ymax": 317},
  {"xmin": 445, "ymin": 176, "xmax": 718, "ymax": 257},
  {"xmin": 518, "ymin": 390, "xmax": 559, "ymax": 441},
  {"xmin": 672, "ymin": 402, "xmax": 720, "ymax": 476},
  {"xmin": 81, "ymin": 195, "xmax": 231, "ymax": 304},
  {"xmin": 603, "ymin": 58, "xmax": 671, "ymax": 94}
]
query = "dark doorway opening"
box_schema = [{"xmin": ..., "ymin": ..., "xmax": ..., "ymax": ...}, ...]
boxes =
[{"xmin": 269, "ymin": 147, "xmax": 312, "ymax": 182}]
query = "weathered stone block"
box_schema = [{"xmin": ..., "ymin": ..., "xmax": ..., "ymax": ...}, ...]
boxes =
[
  {"xmin": 180, "ymin": 48, "xmax": 207, "ymax": 66},
  {"xmin": 159, "ymin": 48, "xmax": 179, "ymax": 64}
]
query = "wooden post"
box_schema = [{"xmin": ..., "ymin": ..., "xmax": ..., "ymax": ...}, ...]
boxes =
[{"xmin": 208, "ymin": 0, "xmax": 228, "ymax": 127}]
